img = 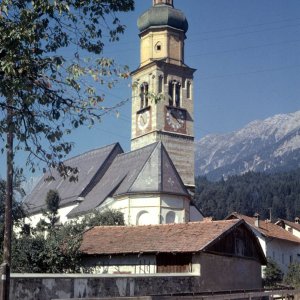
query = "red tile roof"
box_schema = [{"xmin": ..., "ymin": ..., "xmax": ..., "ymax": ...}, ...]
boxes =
[
  {"xmin": 227, "ymin": 213, "xmax": 300, "ymax": 244},
  {"xmin": 80, "ymin": 220, "xmax": 242, "ymax": 255}
]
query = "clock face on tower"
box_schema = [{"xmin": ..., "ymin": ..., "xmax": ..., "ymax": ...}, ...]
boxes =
[
  {"xmin": 165, "ymin": 106, "xmax": 186, "ymax": 133},
  {"xmin": 137, "ymin": 109, "xmax": 151, "ymax": 133}
]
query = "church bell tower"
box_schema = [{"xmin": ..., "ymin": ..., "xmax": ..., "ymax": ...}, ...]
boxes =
[{"xmin": 131, "ymin": 0, "xmax": 196, "ymax": 189}]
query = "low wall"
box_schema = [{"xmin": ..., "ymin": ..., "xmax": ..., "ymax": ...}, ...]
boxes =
[
  {"xmin": 7, "ymin": 252, "xmax": 264, "ymax": 299},
  {"xmin": 10, "ymin": 273, "xmax": 200, "ymax": 300},
  {"xmin": 8, "ymin": 273, "xmax": 298, "ymax": 300}
]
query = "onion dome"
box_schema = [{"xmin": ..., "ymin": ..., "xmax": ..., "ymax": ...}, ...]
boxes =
[{"xmin": 138, "ymin": 1, "xmax": 188, "ymax": 33}]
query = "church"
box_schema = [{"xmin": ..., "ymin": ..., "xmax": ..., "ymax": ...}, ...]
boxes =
[{"xmin": 24, "ymin": 0, "xmax": 203, "ymax": 226}]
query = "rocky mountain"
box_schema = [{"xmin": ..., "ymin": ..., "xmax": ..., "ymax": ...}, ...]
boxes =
[{"xmin": 195, "ymin": 111, "xmax": 300, "ymax": 180}]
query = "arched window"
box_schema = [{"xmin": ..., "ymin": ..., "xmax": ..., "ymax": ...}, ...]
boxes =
[
  {"xmin": 187, "ymin": 81, "xmax": 191, "ymax": 99},
  {"xmin": 166, "ymin": 211, "xmax": 178, "ymax": 224},
  {"xmin": 140, "ymin": 85, "xmax": 144, "ymax": 109},
  {"xmin": 136, "ymin": 210, "xmax": 151, "ymax": 225},
  {"xmin": 175, "ymin": 84, "xmax": 180, "ymax": 107},
  {"xmin": 168, "ymin": 80, "xmax": 181, "ymax": 107},
  {"xmin": 168, "ymin": 81, "xmax": 173, "ymax": 106},
  {"xmin": 158, "ymin": 75, "xmax": 163, "ymax": 94},
  {"xmin": 140, "ymin": 82, "xmax": 149, "ymax": 109},
  {"xmin": 155, "ymin": 42, "xmax": 162, "ymax": 52}
]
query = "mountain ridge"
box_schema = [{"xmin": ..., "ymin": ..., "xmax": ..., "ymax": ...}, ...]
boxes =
[{"xmin": 195, "ymin": 111, "xmax": 300, "ymax": 180}]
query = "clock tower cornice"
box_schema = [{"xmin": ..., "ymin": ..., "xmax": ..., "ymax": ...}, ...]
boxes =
[{"xmin": 131, "ymin": 60, "xmax": 196, "ymax": 77}]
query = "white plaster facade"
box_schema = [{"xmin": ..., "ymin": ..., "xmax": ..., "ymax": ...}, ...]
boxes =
[
  {"xmin": 246, "ymin": 226, "xmax": 300, "ymax": 275},
  {"xmin": 82, "ymin": 255, "xmax": 157, "ymax": 275},
  {"xmin": 24, "ymin": 204, "xmax": 78, "ymax": 228},
  {"xmin": 97, "ymin": 194, "xmax": 200, "ymax": 226},
  {"xmin": 285, "ymin": 224, "xmax": 300, "ymax": 238},
  {"xmin": 276, "ymin": 220, "xmax": 300, "ymax": 239}
]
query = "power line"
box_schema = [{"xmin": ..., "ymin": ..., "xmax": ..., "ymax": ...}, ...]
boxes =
[
  {"xmin": 199, "ymin": 64, "xmax": 300, "ymax": 81},
  {"xmin": 188, "ymin": 39, "xmax": 300, "ymax": 58},
  {"xmin": 191, "ymin": 17, "xmax": 300, "ymax": 36},
  {"xmin": 189, "ymin": 23, "xmax": 300, "ymax": 44}
]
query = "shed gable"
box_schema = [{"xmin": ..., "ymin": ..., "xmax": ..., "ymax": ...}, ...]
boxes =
[{"xmin": 205, "ymin": 223, "xmax": 266, "ymax": 263}]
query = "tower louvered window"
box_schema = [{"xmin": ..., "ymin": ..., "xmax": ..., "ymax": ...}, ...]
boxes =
[
  {"xmin": 140, "ymin": 82, "xmax": 149, "ymax": 109},
  {"xmin": 168, "ymin": 80, "xmax": 181, "ymax": 107}
]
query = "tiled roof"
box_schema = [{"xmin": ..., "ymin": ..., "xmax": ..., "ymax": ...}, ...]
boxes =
[
  {"xmin": 276, "ymin": 219, "xmax": 300, "ymax": 232},
  {"xmin": 68, "ymin": 142, "xmax": 189, "ymax": 217},
  {"xmin": 24, "ymin": 143, "xmax": 123, "ymax": 214},
  {"xmin": 80, "ymin": 219, "xmax": 243, "ymax": 255},
  {"xmin": 227, "ymin": 213, "xmax": 300, "ymax": 244}
]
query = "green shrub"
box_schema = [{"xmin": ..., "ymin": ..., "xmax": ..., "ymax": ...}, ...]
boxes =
[
  {"xmin": 284, "ymin": 262, "xmax": 300, "ymax": 288},
  {"xmin": 264, "ymin": 258, "xmax": 283, "ymax": 287}
]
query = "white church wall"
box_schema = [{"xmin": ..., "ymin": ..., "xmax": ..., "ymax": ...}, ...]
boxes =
[
  {"xmin": 131, "ymin": 207, "xmax": 160, "ymax": 225},
  {"xmin": 130, "ymin": 196, "xmax": 161, "ymax": 208},
  {"xmin": 161, "ymin": 208, "xmax": 183, "ymax": 224},
  {"xmin": 24, "ymin": 203, "xmax": 79, "ymax": 228},
  {"xmin": 101, "ymin": 194, "xmax": 190, "ymax": 225},
  {"xmin": 161, "ymin": 197, "xmax": 184, "ymax": 209}
]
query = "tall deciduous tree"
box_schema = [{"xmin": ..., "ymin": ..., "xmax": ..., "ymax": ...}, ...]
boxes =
[
  {"xmin": 0, "ymin": 0, "xmax": 134, "ymax": 175},
  {"xmin": 0, "ymin": 1, "xmax": 134, "ymax": 298},
  {"xmin": 0, "ymin": 173, "xmax": 26, "ymax": 259}
]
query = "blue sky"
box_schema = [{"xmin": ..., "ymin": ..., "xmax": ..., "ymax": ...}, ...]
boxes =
[
  {"xmin": 70, "ymin": 0, "xmax": 300, "ymax": 150},
  {"xmin": 1, "ymin": 0, "xmax": 300, "ymax": 179}
]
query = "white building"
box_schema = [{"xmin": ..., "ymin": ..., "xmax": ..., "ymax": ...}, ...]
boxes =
[
  {"xmin": 276, "ymin": 218, "xmax": 300, "ymax": 239},
  {"xmin": 226, "ymin": 212, "xmax": 300, "ymax": 274}
]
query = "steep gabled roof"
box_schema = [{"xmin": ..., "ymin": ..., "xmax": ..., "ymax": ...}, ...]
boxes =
[
  {"xmin": 24, "ymin": 143, "xmax": 123, "ymax": 214},
  {"xmin": 68, "ymin": 142, "xmax": 189, "ymax": 217},
  {"xmin": 80, "ymin": 220, "xmax": 266, "ymax": 264},
  {"xmin": 226, "ymin": 212, "xmax": 300, "ymax": 244}
]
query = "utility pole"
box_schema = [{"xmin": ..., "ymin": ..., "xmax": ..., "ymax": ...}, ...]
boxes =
[
  {"xmin": 269, "ymin": 207, "xmax": 272, "ymax": 223},
  {"xmin": 2, "ymin": 99, "xmax": 14, "ymax": 300}
]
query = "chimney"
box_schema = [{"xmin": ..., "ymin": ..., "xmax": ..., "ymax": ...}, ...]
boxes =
[
  {"xmin": 295, "ymin": 217, "xmax": 300, "ymax": 224},
  {"xmin": 254, "ymin": 213, "xmax": 260, "ymax": 228}
]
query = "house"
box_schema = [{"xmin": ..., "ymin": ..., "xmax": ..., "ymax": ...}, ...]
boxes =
[
  {"xmin": 276, "ymin": 218, "xmax": 300, "ymax": 239},
  {"xmin": 80, "ymin": 219, "xmax": 266, "ymax": 291},
  {"xmin": 23, "ymin": 0, "xmax": 204, "ymax": 226},
  {"xmin": 226, "ymin": 212, "xmax": 300, "ymax": 274}
]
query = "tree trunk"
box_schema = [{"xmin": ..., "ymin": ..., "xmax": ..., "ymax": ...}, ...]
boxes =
[{"xmin": 3, "ymin": 101, "xmax": 14, "ymax": 300}]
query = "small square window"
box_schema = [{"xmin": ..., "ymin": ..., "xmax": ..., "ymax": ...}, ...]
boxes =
[{"xmin": 155, "ymin": 42, "xmax": 162, "ymax": 52}]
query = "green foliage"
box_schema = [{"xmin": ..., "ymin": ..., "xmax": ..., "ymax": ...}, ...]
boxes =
[
  {"xmin": 82, "ymin": 209, "xmax": 125, "ymax": 227},
  {"xmin": 284, "ymin": 262, "xmax": 300, "ymax": 288},
  {"xmin": 11, "ymin": 208, "xmax": 124, "ymax": 273},
  {"xmin": 36, "ymin": 189, "xmax": 61, "ymax": 231},
  {"xmin": 0, "ymin": 0, "xmax": 134, "ymax": 178},
  {"xmin": 264, "ymin": 258, "xmax": 283, "ymax": 287},
  {"xmin": 12, "ymin": 226, "xmax": 82, "ymax": 273},
  {"xmin": 195, "ymin": 169, "xmax": 300, "ymax": 220}
]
